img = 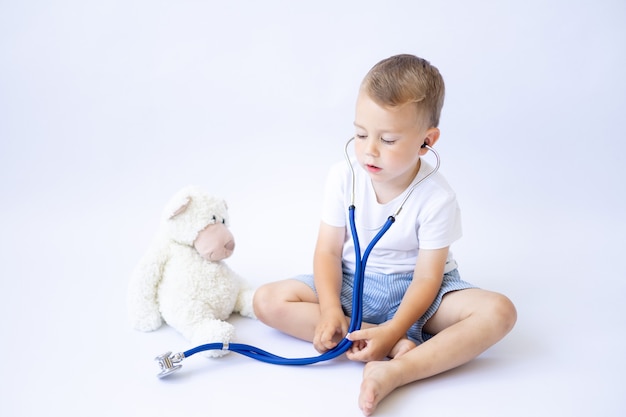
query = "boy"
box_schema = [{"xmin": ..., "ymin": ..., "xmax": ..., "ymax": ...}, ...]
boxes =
[{"xmin": 253, "ymin": 54, "xmax": 517, "ymax": 416}]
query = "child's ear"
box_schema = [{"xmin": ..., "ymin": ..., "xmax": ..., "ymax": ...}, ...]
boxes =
[{"xmin": 420, "ymin": 127, "xmax": 440, "ymax": 153}]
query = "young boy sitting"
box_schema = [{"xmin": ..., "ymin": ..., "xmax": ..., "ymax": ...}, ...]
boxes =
[{"xmin": 253, "ymin": 54, "xmax": 517, "ymax": 416}]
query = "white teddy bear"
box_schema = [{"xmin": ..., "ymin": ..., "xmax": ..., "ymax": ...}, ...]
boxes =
[{"xmin": 127, "ymin": 185, "xmax": 256, "ymax": 357}]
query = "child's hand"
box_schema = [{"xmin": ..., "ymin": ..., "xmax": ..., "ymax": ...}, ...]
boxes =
[
  {"xmin": 314, "ymin": 308, "xmax": 348, "ymax": 353},
  {"xmin": 345, "ymin": 326, "xmax": 399, "ymax": 362}
]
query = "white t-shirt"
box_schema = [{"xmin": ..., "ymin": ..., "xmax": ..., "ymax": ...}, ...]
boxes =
[{"xmin": 321, "ymin": 158, "xmax": 462, "ymax": 275}]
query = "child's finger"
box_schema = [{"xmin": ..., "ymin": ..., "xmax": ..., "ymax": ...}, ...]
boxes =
[
  {"xmin": 346, "ymin": 344, "xmax": 369, "ymax": 362},
  {"xmin": 346, "ymin": 328, "xmax": 370, "ymax": 342}
]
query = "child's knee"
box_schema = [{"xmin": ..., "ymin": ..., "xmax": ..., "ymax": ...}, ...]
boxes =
[
  {"xmin": 253, "ymin": 279, "xmax": 317, "ymax": 325},
  {"xmin": 252, "ymin": 284, "xmax": 274, "ymax": 322},
  {"xmin": 252, "ymin": 281, "xmax": 295, "ymax": 322},
  {"xmin": 490, "ymin": 293, "xmax": 517, "ymax": 334}
]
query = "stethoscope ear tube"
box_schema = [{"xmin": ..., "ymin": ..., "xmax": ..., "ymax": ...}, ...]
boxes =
[
  {"xmin": 347, "ymin": 205, "xmax": 362, "ymax": 331},
  {"xmin": 347, "ymin": 207, "xmax": 396, "ymax": 333}
]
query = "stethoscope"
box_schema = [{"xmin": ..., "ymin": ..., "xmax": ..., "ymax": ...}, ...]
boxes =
[{"xmin": 154, "ymin": 137, "xmax": 440, "ymax": 378}]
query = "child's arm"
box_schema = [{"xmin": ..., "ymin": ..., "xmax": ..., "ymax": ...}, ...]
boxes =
[
  {"xmin": 347, "ymin": 247, "xmax": 449, "ymax": 361},
  {"xmin": 312, "ymin": 221, "xmax": 347, "ymax": 353}
]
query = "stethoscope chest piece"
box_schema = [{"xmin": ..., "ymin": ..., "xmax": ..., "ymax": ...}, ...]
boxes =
[{"xmin": 155, "ymin": 351, "xmax": 184, "ymax": 378}]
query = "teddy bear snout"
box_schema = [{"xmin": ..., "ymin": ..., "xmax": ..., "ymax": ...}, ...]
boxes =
[{"xmin": 193, "ymin": 223, "xmax": 237, "ymax": 262}]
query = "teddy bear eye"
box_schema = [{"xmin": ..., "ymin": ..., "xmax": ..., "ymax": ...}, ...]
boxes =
[{"xmin": 211, "ymin": 215, "xmax": 217, "ymax": 224}]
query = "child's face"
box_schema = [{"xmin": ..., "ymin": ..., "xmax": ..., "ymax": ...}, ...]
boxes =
[{"xmin": 353, "ymin": 91, "xmax": 439, "ymax": 193}]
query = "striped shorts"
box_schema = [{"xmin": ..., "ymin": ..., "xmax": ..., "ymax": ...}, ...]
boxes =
[{"xmin": 294, "ymin": 268, "xmax": 476, "ymax": 344}]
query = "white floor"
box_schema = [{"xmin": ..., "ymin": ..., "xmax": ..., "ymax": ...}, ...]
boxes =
[{"xmin": 1, "ymin": 1, "xmax": 625, "ymax": 416}]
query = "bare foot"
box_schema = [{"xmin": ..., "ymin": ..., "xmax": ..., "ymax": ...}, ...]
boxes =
[
  {"xmin": 388, "ymin": 338, "xmax": 416, "ymax": 358},
  {"xmin": 358, "ymin": 360, "xmax": 403, "ymax": 416}
]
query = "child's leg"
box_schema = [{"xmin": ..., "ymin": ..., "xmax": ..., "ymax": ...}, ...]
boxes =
[
  {"xmin": 357, "ymin": 288, "xmax": 516, "ymax": 416},
  {"xmin": 253, "ymin": 279, "xmax": 322, "ymax": 341},
  {"xmin": 254, "ymin": 278, "xmax": 443, "ymax": 362},
  {"xmin": 254, "ymin": 279, "xmax": 416, "ymax": 357}
]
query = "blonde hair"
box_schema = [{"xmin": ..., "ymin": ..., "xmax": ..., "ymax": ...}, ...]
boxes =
[{"xmin": 362, "ymin": 54, "xmax": 445, "ymax": 127}]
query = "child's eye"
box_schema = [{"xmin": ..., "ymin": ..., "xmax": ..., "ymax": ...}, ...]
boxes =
[
  {"xmin": 381, "ymin": 137, "xmax": 396, "ymax": 144},
  {"xmin": 355, "ymin": 134, "xmax": 367, "ymax": 139}
]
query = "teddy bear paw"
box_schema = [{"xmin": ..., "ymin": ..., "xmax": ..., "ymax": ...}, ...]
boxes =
[
  {"xmin": 190, "ymin": 320, "xmax": 236, "ymax": 358},
  {"xmin": 236, "ymin": 288, "xmax": 257, "ymax": 319},
  {"xmin": 131, "ymin": 313, "xmax": 163, "ymax": 332}
]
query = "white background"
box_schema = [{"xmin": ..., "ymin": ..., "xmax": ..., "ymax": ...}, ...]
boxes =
[{"xmin": 1, "ymin": 1, "xmax": 625, "ymax": 416}]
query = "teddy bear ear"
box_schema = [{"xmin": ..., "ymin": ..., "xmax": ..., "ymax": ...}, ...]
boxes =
[{"xmin": 168, "ymin": 196, "xmax": 192, "ymax": 219}]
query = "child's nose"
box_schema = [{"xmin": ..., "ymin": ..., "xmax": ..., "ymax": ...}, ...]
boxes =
[{"xmin": 365, "ymin": 137, "xmax": 379, "ymax": 156}]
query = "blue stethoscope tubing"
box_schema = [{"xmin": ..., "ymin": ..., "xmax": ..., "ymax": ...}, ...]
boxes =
[{"xmin": 155, "ymin": 138, "xmax": 440, "ymax": 376}]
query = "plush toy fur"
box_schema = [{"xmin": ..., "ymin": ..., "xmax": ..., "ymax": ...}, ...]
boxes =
[{"xmin": 127, "ymin": 185, "xmax": 256, "ymax": 357}]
